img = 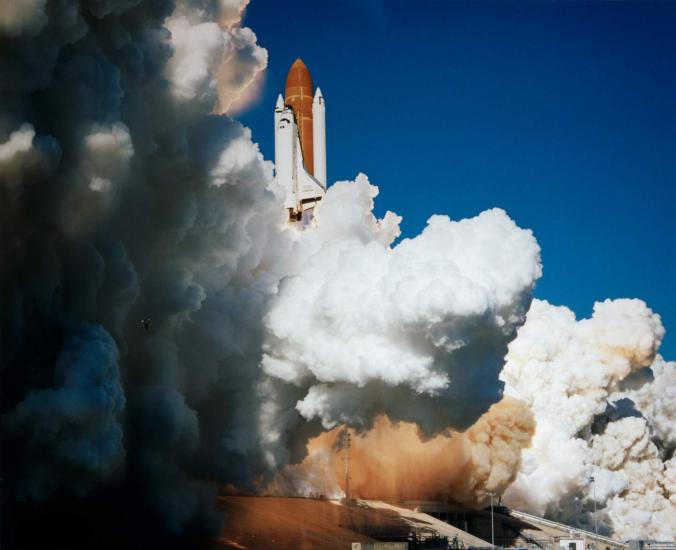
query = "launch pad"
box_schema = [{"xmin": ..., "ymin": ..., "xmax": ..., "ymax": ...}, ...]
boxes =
[{"xmin": 214, "ymin": 496, "xmax": 630, "ymax": 550}]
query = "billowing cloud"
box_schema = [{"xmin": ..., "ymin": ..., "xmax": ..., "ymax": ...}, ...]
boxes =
[
  {"xmin": 0, "ymin": 123, "xmax": 60, "ymax": 187},
  {"xmin": 165, "ymin": 0, "xmax": 267, "ymax": 114},
  {"xmin": 270, "ymin": 397, "xmax": 534, "ymax": 506},
  {"xmin": 5, "ymin": 325, "xmax": 125, "ymax": 500},
  {"xmin": 501, "ymin": 298, "xmax": 675, "ymax": 538},
  {"xmin": 257, "ymin": 174, "xmax": 541, "ymax": 470},
  {"xmin": 1, "ymin": 0, "xmax": 278, "ymax": 540},
  {"xmin": 217, "ymin": 0, "xmax": 251, "ymax": 28},
  {"xmin": 81, "ymin": 123, "xmax": 134, "ymax": 192},
  {"xmin": 621, "ymin": 355, "xmax": 676, "ymax": 450},
  {"xmin": 2, "ymin": 0, "xmax": 673, "ymax": 544},
  {"xmin": 0, "ymin": 0, "xmax": 47, "ymax": 37}
]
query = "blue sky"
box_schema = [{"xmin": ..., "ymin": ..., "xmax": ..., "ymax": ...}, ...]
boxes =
[{"xmin": 239, "ymin": 1, "xmax": 676, "ymax": 359}]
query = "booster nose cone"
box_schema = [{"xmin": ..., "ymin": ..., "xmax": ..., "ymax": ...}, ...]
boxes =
[{"xmin": 285, "ymin": 58, "xmax": 315, "ymax": 174}]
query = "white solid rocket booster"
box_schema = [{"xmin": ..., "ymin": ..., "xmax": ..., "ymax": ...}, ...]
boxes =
[
  {"xmin": 312, "ymin": 87, "xmax": 326, "ymax": 187},
  {"xmin": 274, "ymin": 94, "xmax": 284, "ymax": 165}
]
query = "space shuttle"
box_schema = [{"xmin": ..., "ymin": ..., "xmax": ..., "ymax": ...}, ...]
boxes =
[{"xmin": 274, "ymin": 58, "xmax": 327, "ymax": 224}]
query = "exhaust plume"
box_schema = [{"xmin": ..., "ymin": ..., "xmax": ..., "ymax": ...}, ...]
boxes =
[
  {"xmin": 258, "ymin": 175, "xmax": 542, "ymax": 470},
  {"xmin": 271, "ymin": 397, "xmax": 534, "ymax": 505}
]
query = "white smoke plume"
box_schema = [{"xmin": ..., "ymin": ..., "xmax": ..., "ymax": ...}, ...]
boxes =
[
  {"xmin": 165, "ymin": 0, "xmax": 266, "ymax": 114},
  {"xmin": 594, "ymin": 418, "xmax": 676, "ymax": 541},
  {"xmin": 81, "ymin": 123, "xmax": 134, "ymax": 193},
  {"xmin": 501, "ymin": 299, "xmax": 676, "ymax": 539},
  {"xmin": 621, "ymin": 355, "xmax": 676, "ymax": 451},
  {"xmin": 0, "ymin": 123, "xmax": 60, "ymax": 187},
  {"xmin": 0, "ymin": 124, "xmax": 37, "ymax": 175},
  {"xmin": 217, "ymin": 0, "xmax": 251, "ymax": 28},
  {"xmin": 258, "ymin": 174, "xmax": 542, "ymax": 469}
]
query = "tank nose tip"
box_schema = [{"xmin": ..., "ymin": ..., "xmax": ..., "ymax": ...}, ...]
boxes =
[{"xmin": 286, "ymin": 59, "xmax": 313, "ymax": 91}]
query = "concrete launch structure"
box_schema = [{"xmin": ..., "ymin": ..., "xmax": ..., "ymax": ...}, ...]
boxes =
[
  {"xmin": 217, "ymin": 496, "xmax": 635, "ymax": 550},
  {"xmin": 275, "ymin": 58, "xmax": 327, "ymax": 223}
]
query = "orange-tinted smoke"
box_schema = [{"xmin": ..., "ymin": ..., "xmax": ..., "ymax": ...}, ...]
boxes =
[
  {"xmin": 268, "ymin": 397, "xmax": 534, "ymax": 506},
  {"xmin": 212, "ymin": 2, "xmax": 267, "ymax": 116},
  {"xmin": 218, "ymin": 0, "xmax": 251, "ymax": 29}
]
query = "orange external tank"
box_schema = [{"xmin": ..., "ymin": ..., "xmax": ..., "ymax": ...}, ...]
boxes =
[{"xmin": 285, "ymin": 58, "xmax": 314, "ymax": 175}]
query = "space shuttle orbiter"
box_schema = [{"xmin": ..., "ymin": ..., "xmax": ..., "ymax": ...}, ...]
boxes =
[{"xmin": 274, "ymin": 58, "xmax": 326, "ymax": 224}]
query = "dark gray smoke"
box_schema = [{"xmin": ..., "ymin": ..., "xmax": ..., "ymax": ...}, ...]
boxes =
[{"xmin": 1, "ymin": 0, "xmax": 278, "ymax": 545}]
